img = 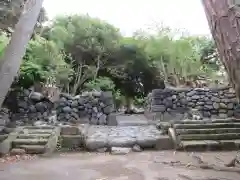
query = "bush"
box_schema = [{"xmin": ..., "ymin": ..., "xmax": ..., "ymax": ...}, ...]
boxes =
[
  {"xmin": 133, "ymin": 97, "xmax": 145, "ymax": 107},
  {"xmin": 84, "ymin": 77, "xmax": 115, "ymax": 91}
]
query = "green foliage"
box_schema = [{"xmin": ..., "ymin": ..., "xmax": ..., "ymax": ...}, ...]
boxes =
[
  {"xmin": 0, "ymin": 13, "xmax": 220, "ymax": 103},
  {"xmin": 84, "ymin": 77, "xmax": 115, "ymax": 91},
  {"xmin": 133, "ymin": 97, "xmax": 145, "ymax": 107},
  {"xmin": 12, "ymin": 36, "xmax": 72, "ymax": 89}
]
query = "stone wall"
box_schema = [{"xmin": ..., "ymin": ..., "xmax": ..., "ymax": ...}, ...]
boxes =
[
  {"xmin": 55, "ymin": 91, "xmax": 114, "ymax": 125},
  {"xmin": 145, "ymin": 86, "xmax": 240, "ymax": 121},
  {"xmin": 5, "ymin": 89, "xmax": 114, "ymax": 125},
  {"xmin": 10, "ymin": 89, "xmax": 53, "ymax": 124}
]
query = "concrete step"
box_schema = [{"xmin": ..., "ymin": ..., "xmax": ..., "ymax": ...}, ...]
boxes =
[
  {"xmin": 171, "ymin": 118, "xmax": 240, "ymax": 125},
  {"xmin": 179, "ymin": 133, "xmax": 240, "ymax": 141},
  {"xmin": 17, "ymin": 134, "xmax": 51, "ymax": 139},
  {"xmin": 18, "ymin": 145, "xmax": 45, "ymax": 154},
  {"xmin": 0, "ymin": 134, "xmax": 8, "ymax": 141},
  {"xmin": 173, "ymin": 123, "xmax": 240, "ymax": 129},
  {"xmin": 176, "ymin": 128, "xmax": 240, "ymax": 135},
  {"xmin": 13, "ymin": 138, "xmax": 48, "ymax": 147},
  {"xmin": 179, "ymin": 140, "xmax": 240, "ymax": 151},
  {"xmin": 10, "ymin": 148, "xmax": 26, "ymax": 155},
  {"xmin": 61, "ymin": 135, "xmax": 83, "ymax": 148},
  {"xmin": 24, "ymin": 126, "xmax": 54, "ymax": 130},
  {"xmin": 20, "ymin": 129, "xmax": 53, "ymax": 134}
]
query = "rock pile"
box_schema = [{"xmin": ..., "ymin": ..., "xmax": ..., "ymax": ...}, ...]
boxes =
[
  {"xmin": 146, "ymin": 87, "xmax": 239, "ymax": 120},
  {"xmin": 14, "ymin": 89, "xmax": 53, "ymax": 122},
  {"xmin": 55, "ymin": 91, "xmax": 114, "ymax": 125}
]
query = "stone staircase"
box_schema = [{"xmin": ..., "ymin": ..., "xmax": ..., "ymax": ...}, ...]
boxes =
[
  {"xmin": 0, "ymin": 127, "xmax": 8, "ymax": 145},
  {"xmin": 10, "ymin": 126, "xmax": 60, "ymax": 155},
  {"xmin": 168, "ymin": 118, "xmax": 240, "ymax": 151}
]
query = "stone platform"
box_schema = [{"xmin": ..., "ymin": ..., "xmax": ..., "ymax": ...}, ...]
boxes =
[
  {"xmin": 115, "ymin": 114, "xmax": 156, "ymax": 126},
  {"xmin": 61, "ymin": 124, "xmax": 173, "ymax": 152}
]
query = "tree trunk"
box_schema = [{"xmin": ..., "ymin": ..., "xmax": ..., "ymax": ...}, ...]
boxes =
[
  {"xmin": 0, "ymin": 0, "xmax": 44, "ymax": 107},
  {"xmin": 202, "ymin": 0, "xmax": 240, "ymax": 101}
]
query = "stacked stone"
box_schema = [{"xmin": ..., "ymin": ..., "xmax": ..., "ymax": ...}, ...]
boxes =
[
  {"xmin": 151, "ymin": 88, "xmax": 189, "ymax": 115},
  {"xmin": 16, "ymin": 89, "xmax": 53, "ymax": 121},
  {"xmin": 149, "ymin": 87, "xmax": 239, "ymax": 119},
  {"xmin": 55, "ymin": 91, "xmax": 114, "ymax": 125}
]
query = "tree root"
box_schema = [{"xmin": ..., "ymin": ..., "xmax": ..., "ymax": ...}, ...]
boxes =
[
  {"xmin": 154, "ymin": 154, "xmax": 240, "ymax": 174},
  {"xmin": 178, "ymin": 174, "xmax": 232, "ymax": 180},
  {"xmin": 225, "ymin": 156, "xmax": 240, "ymax": 167}
]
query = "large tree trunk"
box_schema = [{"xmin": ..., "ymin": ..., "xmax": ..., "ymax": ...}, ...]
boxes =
[
  {"xmin": 0, "ymin": 0, "xmax": 44, "ymax": 107},
  {"xmin": 202, "ymin": 0, "xmax": 240, "ymax": 101}
]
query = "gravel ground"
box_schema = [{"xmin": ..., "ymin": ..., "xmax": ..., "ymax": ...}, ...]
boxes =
[{"xmin": 1, "ymin": 151, "xmax": 240, "ymax": 180}]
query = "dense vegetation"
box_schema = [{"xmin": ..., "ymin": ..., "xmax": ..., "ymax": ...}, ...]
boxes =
[{"xmin": 0, "ymin": 1, "xmax": 223, "ymax": 107}]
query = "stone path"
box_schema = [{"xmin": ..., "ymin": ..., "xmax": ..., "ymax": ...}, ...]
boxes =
[
  {"xmin": 1, "ymin": 151, "xmax": 240, "ymax": 180},
  {"xmin": 82, "ymin": 125, "xmax": 166, "ymax": 151},
  {"xmin": 116, "ymin": 114, "xmax": 156, "ymax": 126},
  {"xmin": 75, "ymin": 114, "xmax": 169, "ymax": 151}
]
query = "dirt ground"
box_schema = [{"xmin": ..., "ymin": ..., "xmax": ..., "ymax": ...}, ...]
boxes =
[{"xmin": 1, "ymin": 151, "xmax": 240, "ymax": 180}]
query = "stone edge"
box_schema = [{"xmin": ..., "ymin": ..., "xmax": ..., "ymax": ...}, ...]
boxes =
[
  {"xmin": 42, "ymin": 127, "xmax": 61, "ymax": 156},
  {"xmin": 0, "ymin": 127, "xmax": 23, "ymax": 155}
]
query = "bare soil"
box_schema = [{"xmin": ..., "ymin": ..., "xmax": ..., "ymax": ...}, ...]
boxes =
[{"xmin": 1, "ymin": 151, "xmax": 240, "ymax": 180}]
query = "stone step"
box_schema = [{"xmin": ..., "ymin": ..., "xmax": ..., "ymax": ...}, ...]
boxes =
[
  {"xmin": 61, "ymin": 135, "xmax": 83, "ymax": 148},
  {"xmin": 18, "ymin": 145, "xmax": 45, "ymax": 154},
  {"xmin": 179, "ymin": 133, "xmax": 240, "ymax": 141},
  {"xmin": 0, "ymin": 134, "xmax": 8, "ymax": 141},
  {"xmin": 179, "ymin": 140, "xmax": 240, "ymax": 151},
  {"xmin": 173, "ymin": 123, "xmax": 240, "ymax": 129},
  {"xmin": 17, "ymin": 134, "xmax": 51, "ymax": 139},
  {"xmin": 171, "ymin": 118, "xmax": 240, "ymax": 125},
  {"xmin": 176, "ymin": 128, "xmax": 240, "ymax": 135},
  {"xmin": 10, "ymin": 148, "xmax": 26, "ymax": 155},
  {"xmin": 13, "ymin": 139, "xmax": 48, "ymax": 147},
  {"xmin": 20, "ymin": 129, "xmax": 53, "ymax": 134},
  {"xmin": 24, "ymin": 126, "xmax": 54, "ymax": 130}
]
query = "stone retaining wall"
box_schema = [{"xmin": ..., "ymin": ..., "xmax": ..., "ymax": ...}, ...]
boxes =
[
  {"xmin": 145, "ymin": 86, "xmax": 240, "ymax": 121},
  {"xmin": 55, "ymin": 92, "xmax": 114, "ymax": 125},
  {"xmin": 7, "ymin": 89, "xmax": 115, "ymax": 125},
  {"xmin": 10, "ymin": 89, "xmax": 54, "ymax": 124}
]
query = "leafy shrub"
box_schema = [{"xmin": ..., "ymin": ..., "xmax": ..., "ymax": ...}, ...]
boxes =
[
  {"xmin": 133, "ymin": 97, "xmax": 145, "ymax": 107},
  {"xmin": 84, "ymin": 77, "xmax": 115, "ymax": 91}
]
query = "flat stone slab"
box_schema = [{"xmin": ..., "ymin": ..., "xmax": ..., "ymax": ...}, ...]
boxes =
[
  {"xmin": 107, "ymin": 126, "xmax": 138, "ymax": 147},
  {"xmin": 83, "ymin": 125, "xmax": 162, "ymax": 151},
  {"xmin": 84, "ymin": 125, "xmax": 109, "ymax": 151},
  {"xmin": 116, "ymin": 115, "xmax": 156, "ymax": 126},
  {"xmin": 110, "ymin": 147, "xmax": 131, "ymax": 155}
]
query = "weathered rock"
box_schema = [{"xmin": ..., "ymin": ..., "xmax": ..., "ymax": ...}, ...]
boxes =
[
  {"xmin": 132, "ymin": 144, "xmax": 142, "ymax": 152},
  {"xmin": 29, "ymin": 92, "xmax": 44, "ymax": 102},
  {"xmin": 35, "ymin": 102, "xmax": 46, "ymax": 113},
  {"xmin": 62, "ymin": 106, "xmax": 72, "ymax": 113},
  {"xmin": 110, "ymin": 147, "xmax": 131, "ymax": 155}
]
